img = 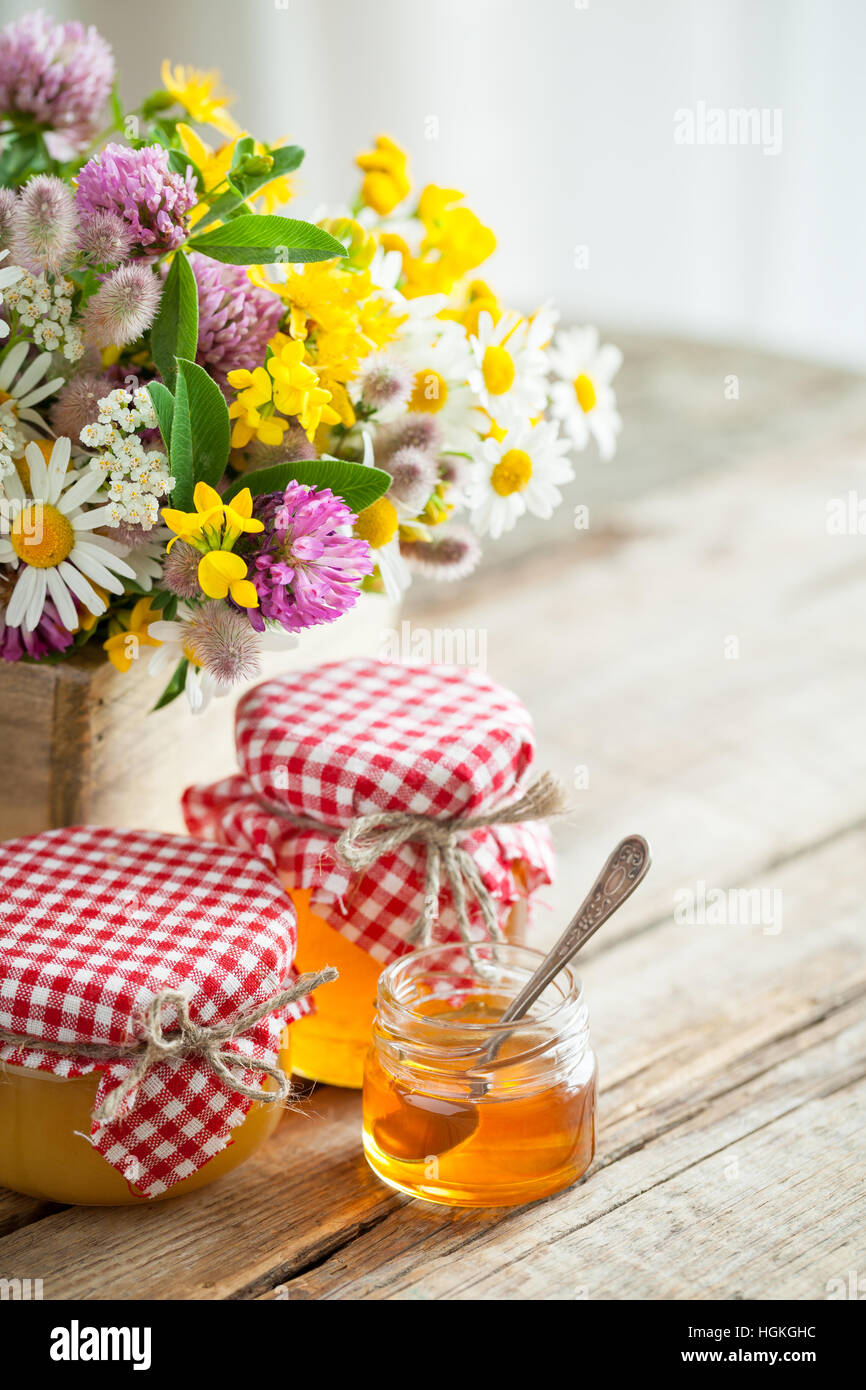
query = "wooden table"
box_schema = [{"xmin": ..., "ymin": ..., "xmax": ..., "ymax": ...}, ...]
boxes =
[{"xmin": 2, "ymin": 335, "xmax": 864, "ymax": 1299}]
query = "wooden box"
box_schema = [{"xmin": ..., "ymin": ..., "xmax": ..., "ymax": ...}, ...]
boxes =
[{"xmin": 0, "ymin": 593, "xmax": 399, "ymax": 841}]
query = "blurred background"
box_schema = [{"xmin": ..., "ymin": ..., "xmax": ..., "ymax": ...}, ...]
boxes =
[{"xmin": 7, "ymin": 0, "xmax": 865, "ymax": 366}]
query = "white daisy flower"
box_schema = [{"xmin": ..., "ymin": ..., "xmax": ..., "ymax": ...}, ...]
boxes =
[
  {"xmin": 388, "ymin": 323, "xmax": 485, "ymax": 455},
  {"xmin": 548, "ymin": 326, "xmax": 623, "ymax": 460},
  {"xmin": 375, "ymin": 531, "xmax": 412, "ymax": 602},
  {"xmin": 0, "ymin": 437, "xmax": 135, "ymax": 633},
  {"xmin": 0, "ymin": 341, "xmax": 65, "ymax": 428},
  {"xmin": 525, "ymin": 301, "xmax": 560, "ymax": 353},
  {"xmin": 466, "ymin": 418, "xmax": 574, "ymax": 539},
  {"xmin": 468, "ymin": 310, "xmax": 549, "ymax": 423}
]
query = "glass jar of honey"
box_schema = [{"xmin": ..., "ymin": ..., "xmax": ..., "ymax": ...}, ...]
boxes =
[
  {"xmin": 0, "ymin": 1035, "xmax": 292, "ymax": 1206},
  {"xmin": 183, "ymin": 657, "xmax": 558, "ymax": 1094},
  {"xmin": 0, "ymin": 824, "xmax": 318, "ymax": 1204},
  {"xmin": 363, "ymin": 942, "xmax": 596, "ymax": 1207}
]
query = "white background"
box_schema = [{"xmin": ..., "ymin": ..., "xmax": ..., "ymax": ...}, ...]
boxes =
[{"xmin": 6, "ymin": 0, "xmax": 865, "ymax": 367}]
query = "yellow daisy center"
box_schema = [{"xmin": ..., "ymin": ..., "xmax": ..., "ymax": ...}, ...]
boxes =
[
  {"xmin": 10, "ymin": 503, "xmax": 75, "ymax": 569},
  {"xmin": 354, "ymin": 496, "xmax": 399, "ymax": 548},
  {"xmin": 182, "ymin": 638, "xmax": 203, "ymax": 668},
  {"xmin": 409, "ymin": 369, "xmax": 448, "ymax": 414},
  {"xmin": 491, "ymin": 448, "xmax": 532, "ymax": 497},
  {"xmin": 482, "ymin": 344, "xmax": 515, "ymax": 396},
  {"xmin": 574, "ymin": 373, "xmax": 596, "ymax": 413}
]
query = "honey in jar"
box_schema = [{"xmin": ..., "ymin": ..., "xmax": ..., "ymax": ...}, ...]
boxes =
[
  {"xmin": 0, "ymin": 1038, "xmax": 292, "ymax": 1205},
  {"xmin": 0, "ymin": 825, "xmax": 317, "ymax": 1204},
  {"xmin": 363, "ymin": 943, "xmax": 596, "ymax": 1207}
]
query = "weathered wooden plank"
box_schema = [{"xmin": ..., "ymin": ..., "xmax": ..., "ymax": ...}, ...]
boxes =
[
  {"xmin": 0, "ymin": 1189, "xmax": 60, "ymax": 1240},
  {"xmin": 406, "ymin": 424, "xmax": 866, "ymax": 954}
]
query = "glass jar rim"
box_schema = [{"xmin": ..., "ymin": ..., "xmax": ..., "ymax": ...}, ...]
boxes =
[{"xmin": 376, "ymin": 940, "xmax": 584, "ymax": 1036}]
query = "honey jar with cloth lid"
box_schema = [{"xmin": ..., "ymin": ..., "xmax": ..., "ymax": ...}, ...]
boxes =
[
  {"xmin": 0, "ymin": 826, "xmax": 335, "ymax": 1204},
  {"xmin": 183, "ymin": 658, "xmax": 561, "ymax": 1089}
]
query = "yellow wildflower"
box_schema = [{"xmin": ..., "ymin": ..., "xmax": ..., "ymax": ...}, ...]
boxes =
[
  {"xmin": 399, "ymin": 186, "xmax": 497, "ymax": 299},
  {"xmin": 162, "ymin": 482, "xmax": 263, "ymax": 548},
  {"xmin": 226, "ymin": 366, "xmax": 288, "ymax": 448},
  {"xmin": 266, "ymin": 334, "xmax": 342, "ymax": 440},
  {"xmin": 103, "ymin": 597, "xmax": 163, "ymax": 674},
  {"xmin": 161, "ymin": 62, "xmax": 240, "ymax": 136},
  {"xmin": 197, "ymin": 550, "xmax": 259, "ymax": 608},
  {"xmin": 356, "ymin": 135, "xmax": 410, "ymax": 215},
  {"xmin": 161, "ymin": 484, "xmax": 262, "ymax": 611},
  {"xmin": 162, "ymin": 483, "xmax": 223, "ymax": 551},
  {"xmin": 441, "ymin": 278, "xmax": 502, "ymax": 334},
  {"xmin": 267, "ymin": 336, "xmax": 320, "ymax": 412}
]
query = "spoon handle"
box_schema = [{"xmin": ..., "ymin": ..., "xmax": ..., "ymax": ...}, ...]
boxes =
[{"xmin": 498, "ymin": 834, "xmax": 652, "ymax": 1026}]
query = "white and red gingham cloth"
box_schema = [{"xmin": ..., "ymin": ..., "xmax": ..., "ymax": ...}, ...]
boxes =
[
  {"xmin": 0, "ymin": 825, "xmax": 307, "ymax": 1198},
  {"xmin": 183, "ymin": 659, "xmax": 555, "ymax": 964}
]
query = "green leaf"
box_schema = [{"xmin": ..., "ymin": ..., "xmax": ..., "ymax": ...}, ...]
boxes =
[
  {"xmin": 149, "ymin": 587, "xmax": 173, "ymax": 611},
  {"xmin": 0, "ymin": 132, "xmax": 41, "ymax": 184},
  {"xmin": 151, "ymin": 658, "xmax": 188, "ymax": 712},
  {"xmin": 223, "ymin": 458, "xmax": 391, "ymax": 514},
  {"xmin": 150, "ymin": 251, "xmax": 198, "ymax": 390},
  {"xmin": 169, "ymin": 369, "xmax": 194, "ymax": 510},
  {"xmin": 230, "ymin": 135, "xmax": 256, "ymax": 170},
  {"xmin": 146, "ymin": 381, "xmax": 175, "ymax": 450},
  {"xmin": 175, "ymin": 357, "xmax": 231, "ymax": 490},
  {"xmin": 193, "ymin": 145, "xmax": 304, "ymax": 231},
  {"xmin": 187, "ymin": 214, "xmax": 345, "ymax": 266}
]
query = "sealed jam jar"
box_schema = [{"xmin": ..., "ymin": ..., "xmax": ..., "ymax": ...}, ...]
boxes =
[
  {"xmin": 184, "ymin": 658, "xmax": 558, "ymax": 1089},
  {"xmin": 363, "ymin": 943, "xmax": 596, "ymax": 1207},
  {"xmin": 0, "ymin": 826, "xmax": 322, "ymax": 1204}
]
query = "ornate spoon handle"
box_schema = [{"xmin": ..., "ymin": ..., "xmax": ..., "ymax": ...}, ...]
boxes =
[{"xmin": 497, "ymin": 834, "xmax": 652, "ymax": 1029}]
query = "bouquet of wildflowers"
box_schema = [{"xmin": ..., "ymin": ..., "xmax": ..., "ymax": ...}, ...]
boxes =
[{"xmin": 0, "ymin": 10, "xmax": 622, "ymax": 712}]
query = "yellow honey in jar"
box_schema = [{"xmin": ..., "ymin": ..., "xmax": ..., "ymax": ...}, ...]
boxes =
[
  {"xmin": 289, "ymin": 872, "xmax": 530, "ymax": 1090},
  {"xmin": 290, "ymin": 890, "xmax": 383, "ymax": 1089},
  {"xmin": 363, "ymin": 944, "xmax": 596, "ymax": 1207},
  {"xmin": 0, "ymin": 1038, "xmax": 292, "ymax": 1206}
]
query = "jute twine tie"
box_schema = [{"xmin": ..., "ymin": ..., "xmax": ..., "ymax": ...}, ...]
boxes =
[
  {"xmin": 0, "ymin": 966, "xmax": 337, "ymax": 1125},
  {"xmin": 258, "ymin": 770, "xmax": 568, "ymax": 948}
]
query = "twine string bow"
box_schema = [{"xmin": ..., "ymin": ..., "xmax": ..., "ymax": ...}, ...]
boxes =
[
  {"xmin": 0, "ymin": 967, "xmax": 338, "ymax": 1126},
  {"xmin": 275, "ymin": 771, "xmax": 568, "ymax": 948}
]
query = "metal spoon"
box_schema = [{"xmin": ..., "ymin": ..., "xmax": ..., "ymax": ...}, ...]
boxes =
[{"xmin": 371, "ymin": 833, "xmax": 652, "ymax": 1162}]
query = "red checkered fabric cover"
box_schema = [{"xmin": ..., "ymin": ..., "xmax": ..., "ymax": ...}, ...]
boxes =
[
  {"xmin": 183, "ymin": 659, "xmax": 555, "ymax": 964},
  {"xmin": 0, "ymin": 825, "xmax": 306, "ymax": 1198}
]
